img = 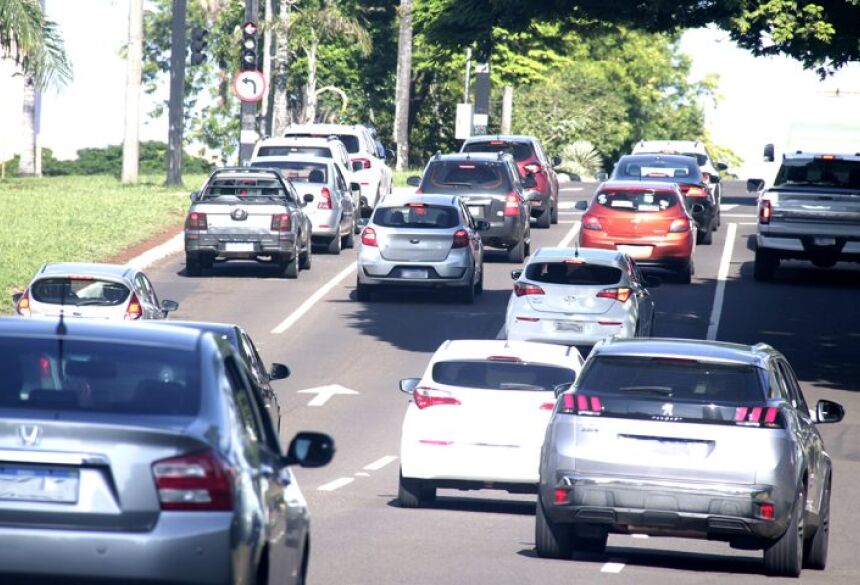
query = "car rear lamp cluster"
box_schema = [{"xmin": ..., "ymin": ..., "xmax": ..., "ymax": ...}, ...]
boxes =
[
  {"xmin": 514, "ymin": 282, "xmax": 545, "ymax": 297},
  {"xmin": 318, "ymin": 187, "xmax": 333, "ymax": 210},
  {"xmin": 596, "ymin": 287, "xmax": 632, "ymax": 303},
  {"xmin": 759, "ymin": 200, "xmax": 772, "ymax": 224},
  {"xmin": 413, "ymin": 387, "xmax": 461, "ymax": 409},
  {"xmin": 452, "ymin": 229, "xmax": 470, "ymax": 248},
  {"xmin": 683, "ymin": 186, "xmax": 707, "ymax": 198},
  {"xmin": 504, "ymin": 193, "xmax": 520, "ymax": 217},
  {"xmin": 353, "ymin": 158, "xmax": 372, "ymax": 170},
  {"xmin": 16, "ymin": 290, "xmax": 31, "ymax": 317},
  {"xmin": 734, "ymin": 406, "xmax": 784, "ymax": 428},
  {"xmin": 558, "ymin": 393, "xmax": 603, "ymax": 416},
  {"xmin": 124, "ymin": 293, "xmax": 143, "ymax": 320},
  {"xmin": 581, "ymin": 215, "xmax": 603, "ymax": 231},
  {"xmin": 271, "ymin": 214, "xmax": 292, "ymax": 239},
  {"xmin": 669, "ymin": 218, "xmax": 691, "ymax": 233},
  {"xmin": 361, "ymin": 227, "xmax": 378, "ymax": 247},
  {"xmin": 523, "ymin": 162, "xmax": 542, "ymax": 174},
  {"xmin": 185, "ymin": 212, "xmax": 208, "ymax": 230},
  {"xmin": 152, "ymin": 450, "xmax": 234, "ymax": 511}
]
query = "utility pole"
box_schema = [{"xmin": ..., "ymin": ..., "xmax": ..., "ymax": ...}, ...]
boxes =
[
  {"xmin": 239, "ymin": 0, "xmax": 261, "ymax": 165},
  {"xmin": 501, "ymin": 85, "xmax": 513, "ymax": 135},
  {"xmin": 122, "ymin": 0, "xmax": 144, "ymax": 183},
  {"xmin": 166, "ymin": 0, "xmax": 187, "ymax": 186},
  {"xmin": 392, "ymin": 0, "xmax": 413, "ymax": 172}
]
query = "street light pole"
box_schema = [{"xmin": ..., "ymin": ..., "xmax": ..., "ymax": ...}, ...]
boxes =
[
  {"xmin": 239, "ymin": 0, "xmax": 261, "ymax": 165},
  {"xmin": 166, "ymin": 0, "xmax": 187, "ymax": 186}
]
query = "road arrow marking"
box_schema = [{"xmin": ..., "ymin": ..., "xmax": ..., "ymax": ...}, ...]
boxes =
[{"xmin": 298, "ymin": 384, "xmax": 359, "ymax": 407}]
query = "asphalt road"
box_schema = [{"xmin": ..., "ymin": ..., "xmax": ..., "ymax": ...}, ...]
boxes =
[{"xmin": 148, "ymin": 181, "xmax": 860, "ymax": 584}]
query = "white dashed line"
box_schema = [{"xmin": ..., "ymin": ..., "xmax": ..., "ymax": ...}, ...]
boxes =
[
  {"xmin": 317, "ymin": 477, "xmax": 355, "ymax": 492},
  {"xmin": 720, "ymin": 213, "xmax": 756, "ymax": 218},
  {"xmin": 271, "ymin": 262, "xmax": 357, "ymax": 334},
  {"xmin": 720, "ymin": 203, "xmax": 738, "ymax": 211},
  {"xmin": 631, "ymin": 534, "xmax": 650, "ymax": 539},
  {"xmin": 600, "ymin": 560, "xmax": 626, "ymax": 574},
  {"xmin": 354, "ymin": 472, "xmax": 370, "ymax": 477},
  {"xmin": 706, "ymin": 222, "xmax": 738, "ymax": 341},
  {"xmin": 364, "ymin": 455, "xmax": 398, "ymax": 471}
]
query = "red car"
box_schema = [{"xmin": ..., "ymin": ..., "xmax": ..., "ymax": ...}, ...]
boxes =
[{"xmin": 576, "ymin": 181, "xmax": 697, "ymax": 282}]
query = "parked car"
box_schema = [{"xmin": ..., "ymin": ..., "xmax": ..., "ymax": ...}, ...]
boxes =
[
  {"xmin": 461, "ymin": 135, "xmax": 561, "ymax": 228},
  {"xmin": 12, "ymin": 262, "xmax": 179, "ymax": 320},
  {"xmin": 357, "ymin": 193, "xmax": 489, "ymax": 304},
  {"xmin": 185, "ymin": 167, "xmax": 313, "ymax": 278},
  {"xmin": 576, "ymin": 181, "xmax": 697, "ymax": 282},
  {"xmin": 0, "ymin": 317, "xmax": 334, "ymax": 584},
  {"xmin": 748, "ymin": 151, "xmax": 860, "ymax": 280},
  {"xmin": 407, "ymin": 152, "xmax": 532, "ymax": 262},
  {"xmin": 398, "ymin": 339, "xmax": 584, "ymax": 507},
  {"xmin": 631, "ymin": 139, "xmax": 728, "ymax": 203},
  {"xmin": 609, "ymin": 154, "xmax": 718, "ymax": 244},
  {"xmin": 537, "ymin": 337, "xmax": 844, "ymax": 577},
  {"xmin": 505, "ymin": 247, "xmax": 658, "ymax": 345}
]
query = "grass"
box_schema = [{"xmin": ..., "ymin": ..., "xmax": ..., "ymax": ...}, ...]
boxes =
[
  {"xmin": 0, "ymin": 174, "xmax": 205, "ymax": 313},
  {"xmin": 392, "ymin": 169, "xmax": 423, "ymax": 188}
]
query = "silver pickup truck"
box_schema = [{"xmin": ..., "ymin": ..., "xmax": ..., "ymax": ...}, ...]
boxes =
[{"xmin": 748, "ymin": 152, "xmax": 860, "ymax": 280}]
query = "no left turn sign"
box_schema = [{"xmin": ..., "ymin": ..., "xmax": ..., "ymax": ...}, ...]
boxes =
[{"xmin": 233, "ymin": 70, "xmax": 267, "ymax": 103}]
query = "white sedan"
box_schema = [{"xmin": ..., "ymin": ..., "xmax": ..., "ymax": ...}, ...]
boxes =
[{"xmin": 397, "ymin": 339, "xmax": 584, "ymax": 507}]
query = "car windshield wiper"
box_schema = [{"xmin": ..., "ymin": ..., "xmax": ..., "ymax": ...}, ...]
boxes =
[{"xmin": 620, "ymin": 386, "xmax": 674, "ymax": 397}]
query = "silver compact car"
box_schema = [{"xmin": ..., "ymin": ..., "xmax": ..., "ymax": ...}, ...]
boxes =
[
  {"xmin": 357, "ymin": 193, "xmax": 489, "ymax": 304},
  {"xmin": 0, "ymin": 317, "xmax": 334, "ymax": 584},
  {"xmin": 13, "ymin": 262, "xmax": 179, "ymax": 320},
  {"xmin": 537, "ymin": 338, "xmax": 844, "ymax": 577}
]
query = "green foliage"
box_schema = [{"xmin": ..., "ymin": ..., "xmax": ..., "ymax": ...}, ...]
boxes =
[{"xmin": 0, "ymin": 0, "xmax": 72, "ymax": 88}]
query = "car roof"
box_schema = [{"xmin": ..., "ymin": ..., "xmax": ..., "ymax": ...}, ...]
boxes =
[
  {"xmin": 257, "ymin": 137, "xmax": 340, "ymax": 147},
  {"xmin": 37, "ymin": 262, "xmax": 136, "ymax": 280},
  {"xmin": 619, "ymin": 153, "xmax": 700, "ymax": 165},
  {"xmin": 433, "ymin": 339, "xmax": 582, "ymax": 366},
  {"xmin": 161, "ymin": 320, "xmax": 239, "ymax": 343},
  {"xmin": 252, "ymin": 154, "xmax": 334, "ymax": 166},
  {"xmin": 376, "ymin": 192, "xmax": 459, "ymax": 207},
  {"xmin": 633, "ymin": 140, "xmax": 705, "ymax": 154},
  {"xmin": 598, "ymin": 180, "xmax": 680, "ymax": 192},
  {"xmin": 592, "ymin": 337, "xmax": 776, "ymax": 367},
  {"xmin": 530, "ymin": 247, "xmax": 625, "ymax": 264},
  {"xmin": 464, "ymin": 135, "xmax": 536, "ymax": 144},
  {"xmin": 430, "ymin": 152, "xmax": 512, "ymax": 163},
  {"xmin": 783, "ymin": 151, "xmax": 860, "ymax": 162},
  {"xmin": 284, "ymin": 123, "xmax": 367, "ymax": 136}
]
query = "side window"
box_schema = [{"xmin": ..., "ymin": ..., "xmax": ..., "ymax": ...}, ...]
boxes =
[
  {"xmin": 134, "ymin": 274, "xmax": 154, "ymax": 305},
  {"xmin": 767, "ymin": 363, "xmax": 790, "ymax": 402},
  {"xmin": 778, "ymin": 360, "xmax": 810, "ymax": 415},
  {"xmin": 224, "ymin": 357, "xmax": 264, "ymax": 444},
  {"xmin": 142, "ymin": 275, "xmax": 159, "ymax": 306},
  {"xmin": 335, "ymin": 166, "xmax": 348, "ymax": 192},
  {"xmin": 238, "ymin": 332, "xmax": 266, "ymax": 386}
]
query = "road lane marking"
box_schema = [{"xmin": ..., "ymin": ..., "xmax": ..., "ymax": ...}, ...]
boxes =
[
  {"xmin": 559, "ymin": 186, "xmax": 584, "ymax": 192},
  {"xmin": 558, "ymin": 201, "xmax": 580, "ymax": 209},
  {"xmin": 557, "ymin": 221, "xmax": 581, "ymax": 248},
  {"xmin": 558, "ymin": 220, "xmax": 579, "ymax": 224},
  {"xmin": 297, "ymin": 384, "xmax": 359, "ymax": 407},
  {"xmin": 364, "ymin": 455, "xmax": 398, "ymax": 471},
  {"xmin": 600, "ymin": 560, "xmax": 626, "ymax": 574},
  {"xmin": 271, "ymin": 262, "xmax": 357, "ymax": 334},
  {"xmin": 720, "ymin": 203, "xmax": 738, "ymax": 211},
  {"xmin": 631, "ymin": 534, "xmax": 649, "ymax": 539},
  {"xmin": 706, "ymin": 222, "xmax": 738, "ymax": 341},
  {"xmin": 318, "ymin": 477, "xmax": 354, "ymax": 491},
  {"xmin": 354, "ymin": 472, "xmax": 370, "ymax": 477},
  {"xmin": 720, "ymin": 213, "xmax": 756, "ymax": 218}
]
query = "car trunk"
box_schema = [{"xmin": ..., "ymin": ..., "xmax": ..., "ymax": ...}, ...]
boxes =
[
  {"xmin": 597, "ymin": 212, "xmax": 678, "ymax": 238},
  {"xmin": 773, "ymin": 188, "xmax": 860, "ymax": 223},
  {"xmin": 376, "ymin": 228, "xmax": 455, "ymax": 262},
  {"xmin": 525, "ymin": 282, "xmax": 616, "ymax": 315},
  {"xmin": 459, "ymin": 193, "xmax": 509, "ymax": 222},
  {"xmin": 194, "ymin": 202, "xmax": 282, "ymax": 235}
]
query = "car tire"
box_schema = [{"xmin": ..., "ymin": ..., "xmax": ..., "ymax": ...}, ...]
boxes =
[
  {"xmin": 398, "ymin": 471, "xmax": 433, "ymax": 508},
  {"xmin": 508, "ymin": 239, "xmax": 525, "ymax": 263},
  {"xmin": 678, "ymin": 260, "xmax": 694, "ymax": 284},
  {"xmin": 524, "ymin": 231, "xmax": 531, "ymax": 257},
  {"xmin": 343, "ymin": 222, "xmax": 356, "ymax": 249},
  {"xmin": 281, "ymin": 252, "xmax": 299, "ymax": 279},
  {"xmin": 327, "ymin": 232, "xmax": 342, "ymax": 255},
  {"xmin": 551, "ymin": 201, "xmax": 559, "ymax": 224},
  {"xmin": 185, "ymin": 254, "xmax": 202, "ymax": 277},
  {"xmin": 763, "ymin": 489, "xmax": 805, "ymax": 577},
  {"xmin": 475, "ymin": 265, "xmax": 484, "ymax": 296},
  {"xmin": 300, "ymin": 244, "xmax": 312, "ymax": 270},
  {"xmin": 460, "ymin": 277, "xmax": 476, "ymax": 305},
  {"xmin": 535, "ymin": 499, "xmax": 572, "ymax": 559},
  {"xmin": 754, "ymin": 247, "xmax": 779, "ymax": 281},
  {"xmin": 696, "ymin": 222, "xmax": 713, "ymax": 245},
  {"xmin": 356, "ymin": 278, "xmax": 371, "ymax": 302},
  {"xmin": 804, "ymin": 480, "xmax": 830, "ymax": 570},
  {"xmin": 572, "ymin": 530, "xmax": 608, "ymax": 554},
  {"xmin": 536, "ymin": 208, "xmax": 551, "ymax": 229}
]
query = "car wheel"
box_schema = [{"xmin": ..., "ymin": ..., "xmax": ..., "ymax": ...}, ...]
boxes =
[
  {"xmin": 327, "ymin": 232, "xmax": 342, "ymax": 255},
  {"xmin": 507, "ymin": 238, "xmax": 525, "ymax": 263},
  {"xmin": 524, "ymin": 231, "xmax": 531, "ymax": 257},
  {"xmin": 300, "ymin": 244, "xmax": 312, "ymax": 270},
  {"xmin": 475, "ymin": 264, "xmax": 484, "ymax": 295},
  {"xmin": 804, "ymin": 479, "xmax": 830, "ymax": 570},
  {"xmin": 551, "ymin": 200, "xmax": 559, "ymax": 224},
  {"xmin": 398, "ymin": 471, "xmax": 434, "ymax": 508},
  {"xmin": 356, "ymin": 278, "xmax": 371, "ymax": 302},
  {"xmin": 754, "ymin": 247, "xmax": 779, "ymax": 281},
  {"xmin": 536, "ymin": 208, "xmax": 551, "ymax": 229},
  {"xmin": 763, "ymin": 488, "xmax": 805, "ymax": 577},
  {"xmin": 535, "ymin": 498, "xmax": 572, "ymax": 559},
  {"xmin": 281, "ymin": 252, "xmax": 299, "ymax": 279},
  {"xmin": 696, "ymin": 222, "xmax": 713, "ymax": 245},
  {"xmin": 185, "ymin": 254, "xmax": 202, "ymax": 277},
  {"xmin": 460, "ymin": 277, "xmax": 476, "ymax": 305},
  {"xmin": 572, "ymin": 530, "xmax": 608, "ymax": 554},
  {"xmin": 343, "ymin": 221, "xmax": 356, "ymax": 249},
  {"xmin": 677, "ymin": 260, "xmax": 693, "ymax": 284}
]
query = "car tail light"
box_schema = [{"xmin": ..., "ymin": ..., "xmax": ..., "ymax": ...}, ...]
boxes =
[
  {"xmin": 582, "ymin": 215, "xmax": 603, "ymax": 231},
  {"xmin": 669, "ymin": 218, "xmax": 691, "ymax": 233},
  {"xmin": 504, "ymin": 193, "xmax": 520, "ymax": 217},
  {"xmin": 558, "ymin": 393, "xmax": 603, "ymax": 415},
  {"xmin": 16, "ymin": 290, "xmax": 31, "ymax": 317},
  {"xmin": 554, "ymin": 488, "xmax": 569, "ymax": 504},
  {"xmin": 515, "ymin": 316, "xmax": 540, "ymax": 322},
  {"xmin": 684, "ymin": 186, "xmax": 707, "ymax": 198},
  {"xmin": 734, "ymin": 406, "xmax": 784, "ymax": 428},
  {"xmin": 413, "ymin": 386, "xmax": 461, "ymax": 409},
  {"xmin": 524, "ymin": 162, "xmax": 542, "ymax": 174},
  {"xmin": 124, "ymin": 293, "xmax": 143, "ymax": 320},
  {"xmin": 487, "ymin": 355, "xmax": 522, "ymax": 362},
  {"xmin": 318, "ymin": 187, "xmax": 332, "ymax": 209},
  {"xmin": 757, "ymin": 502, "xmax": 775, "ymax": 520},
  {"xmin": 361, "ymin": 226, "xmax": 378, "ymax": 247},
  {"xmin": 596, "ymin": 287, "xmax": 632, "ymax": 302},
  {"xmin": 759, "ymin": 200, "xmax": 772, "ymax": 224},
  {"xmin": 514, "ymin": 282, "xmax": 544, "ymax": 297},
  {"xmin": 352, "ymin": 158, "xmax": 372, "ymax": 169},
  {"xmin": 271, "ymin": 213, "xmax": 291, "ymax": 239},
  {"xmin": 185, "ymin": 212, "xmax": 207, "ymax": 230},
  {"xmin": 152, "ymin": 450, "xmax": 233, "ymax": 511},
  {"xmin": 452, "ymin": 229, "xmax": 470, "ymax": 248}
]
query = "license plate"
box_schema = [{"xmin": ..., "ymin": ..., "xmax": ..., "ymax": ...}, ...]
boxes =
[
  {"xmin": 0, "ymin": 467, "xmax": 79, "ymax": 504},
  {"xmin": 617, "ymin": 245, "xmax": 652, "ymax": 259},
  {"xmin": 224, "ymin": 242, "xmax": 255, "ymax": 252},
  {"xmin": 401, "ymin": 268, "xmax": 429, "ymax": 279},
  {"xmin": 468, "ymin": 206, "xmax": 484, "ymax": 218},
  {"xmin": 813, "ymin": 237, "xmax": 836, "ymax": 247},
  {"xmin": 555, "ymin": 321, "xmax": 583, "ymax": 332}
]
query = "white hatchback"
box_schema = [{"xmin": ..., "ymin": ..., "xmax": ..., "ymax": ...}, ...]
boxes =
[{"xmin": 397, "ymin": 339, "xmax": 583, "ymax": 507}]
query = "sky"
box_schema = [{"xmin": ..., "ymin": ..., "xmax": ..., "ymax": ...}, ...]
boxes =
[{"xmin": 1, "ymin": 2, "xmax": 860, "ymax": 173}]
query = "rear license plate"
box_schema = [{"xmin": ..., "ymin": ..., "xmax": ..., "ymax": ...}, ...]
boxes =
[
  {"xmin": 617, "ymin": 245, "xmax": 652, "ymax": 259},
  {"xmin": 0, "ymin": 467, "xmax": 79, "ymax": 504},
  {"xmin": 813, "ymin": 237, "xmax": 836, "ymax": 246},
  {"xmin": 468, "ymin": 206, "xmax": 484, "ymax": 218},
  {"xmin": 554, "ymin": 321, "xmax": 583, "ymax": 332},
  {"xmin": 401, "ymin": 268, "xmax": 429, "ymax": 279},
  {"xmin": 224, "ymin": 242, "xmax": 255, "ymax": 252}
]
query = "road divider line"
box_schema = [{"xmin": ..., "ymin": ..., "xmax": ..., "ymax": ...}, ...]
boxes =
[
  {"xmin": 272, "ymin": 262, "xmax": 357, "ymax": 334},
  {"xmin": 364, "ymin": 455, "xmax": 398, "ymax": 471},
  {"xmin": 600, "ymin": 560, "xmax": 626, "ymax": 574},
  {"xmin": 354, "ymin": 472, "xmax": 370, "ymax": 477},
  {"xmin": 557, "ymin": 221, "xmax": 581, "ymax": 248},
  {"xmin": 721, "ymin": 213, "xmax": 756, "ymax": 218},
  {"xmin": 706, "ymin": 222, "xmax": 737, "ymax": 341},
  {"xmin": 317, "ymin": 477, "xmax": 355, "ymax": 492}
]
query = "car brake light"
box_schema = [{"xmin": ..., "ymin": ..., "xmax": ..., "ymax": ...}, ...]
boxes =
[
  {"xmin": 669, "ymin": 218, "xmax": 691, "ymax": 233},
  {"xmin": 759, "ymin": 199, "xmax": 772, "ymax": 224},
  {"xmin": 582, "ymin": 215, "xmax": 603, "ymax": 231},
  {"xmin": 489, "ymin": 140, "xmax": 506, "ymax": 145},
  {"xmin": 16, "ymin": 290, "xmax": 31, "ymax": 317},
  {"xmin": 504, "ymin": 192, "xmax": 520, "ymax": 217},
  {"xmin": 684, "ymin": 186, "xmax": 707, "ymax": 197},
  {"xmin": 524, "ymin": 162, "xmax": 541, "ymax": 174},
  {"xmin": 318, "ymin": 187, "xmax": 332, "ymax": 209},
  {"xmin": 757, "ymin": 502, "xmax": 775, "ymax": 520},
  {"xmin": 596, "ymin": 287, "xmax": 632, "ymax": 302},
  {"xmin": 413, "ymin": 386, "xmax": 461, "ymax": 409},
  {"xmin": 152, "ymin": 450, "xmax": 234, "ymax": 511},
  {"xmin": 514, "ymin": 282, "xmax": 544, "ymax": 297},
  {"xmin": 734, "ymin": 406, "xmax": 784, "ymax": 428},
  {"xmin": 352, "ymin": 158, "xmax": 372, "ymax": 169},
  {"xmin": 361, "ymin": 226, "xmax": 378, "ymax": 246},
  {"xmin": 185, "ymin": 212, "xmax": 208, "ymax": 230},
  {"xmin": 554, "ymin": 488, "xmax": 569, "ymax": 504},
  {"xmin": 557, "ymin": 393, "xmax": 602, "ymax": 415},
  {"xmin": 452, "ymin": 229, "xmax": 470, "ymax": 248},
  {"xmin": 271, "ymin": 213, "xmax": 291, "ymax": 239},
  {"xmin": 487, "ymin": 355, "xmax": 522, "ymax": 362},
  {"xmin": 125, "ymin": 293, "xmax": 143, "ymax": 320}
]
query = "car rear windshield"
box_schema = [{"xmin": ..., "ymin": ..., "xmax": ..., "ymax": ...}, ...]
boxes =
[
  {"xmin": 31, "ymin": 278, "xmax": 130, "ymax": 307},
  {"xmin": 199, "ymin": 175, "xmax": 288, "ymax": 202},
  {"xmin": 596, "ymin": 190, "xmax": 679, "ymax": 212},
  {"xmin": 432, "ymin": 360, "xmax": 575, "ymax": 391},
  {"xmin": 462, "ymin": 141, "xmax": 534, "ymax": 162},
  {"xmin": 421, "ymin": 161, "xmax": 512, "ymax": 194},
  {"xmin": 576, "ymin": 356, "xmax": 764, "ymax": 404},
  {"xmin": 251, "ymin": 160, "xmax": 327, "ymax": 183},
  {"xmin": 284, "ymin": 133, "xmax": 361, "ymax": 153},
  {"xmin": 525, "ymin": 262, "xmax": 622, "ymax": 286},
  {"xmin": 374, "ymin": 204, "xmax": 459, "ymax": 229},
  {"xmin": 0, "ymin": 337, "xmax": 201, "ymax": 417},
  {"xmin": 774, "ymin": 157, "xmax": 860, "ymax": 190},
  {"xmin": 256, "ymin": 146, "xmax": 331, "ymax": 158},
  {"xmin": 614, "ymin": 157, "xmax": 699, "ymax": 182}
]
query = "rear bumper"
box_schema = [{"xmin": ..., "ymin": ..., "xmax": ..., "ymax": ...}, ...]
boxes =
[
  {"xmin": 358, "ymin": 247, "xmax": 473, "ymax": 287},
  {"xmin": 186, "ymin": 233, "xmax": 297, "ymax": 259},
  {"xmin": 757, "ymin": 232, "xmax": 860, "ymax": 262},
  {"xmin": 482, "ymin": 217, "xmax": 526, "ymax": 248},
  {"xmin": 0, "ymin": 513, "xmax": 234, "ymax": 584},
  {"xmin": 579, "ymin": 233, "xmax": 693, "ymax": 263},
  {"xmin": 401, "ymin": 441, "xmax": 540, "ymax": 487},
  {"xmin": 506, "ymin": 315, "xmax": 636, "ymax": 345}
]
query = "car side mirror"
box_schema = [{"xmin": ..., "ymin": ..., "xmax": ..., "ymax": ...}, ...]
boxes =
[
  {"xmin": 595, "ymin": 171, "xmax": 608, "ymax": 182},
  {"xmin": 160, "ymin": 299, "xmax": 179, "ymax": 313},
  {"xmin": 551, "ymin": 155, "xmax": 562, "ymax": 167},
  {"xmin": 350, "ymin": 182, "xmax": 361, "ymax": 193},
  {"xmin": 644, "ymin": 275, "xmax": 662, "ymax": 288},
  {"xmin": 746, "ymin": 178, "xmax": 765, "ymax": 193},
  {"xmin": 357, "ymin": 218, "xmax": 370, "ymax": 230},
  {"xmin": 763, "ymin": 143, "xmax": 775, "ymax": 162},
  {"xmin": 574, "ymin": 200, "xmax": 588, "ymax": 211},
  {"xmin": 352, "ymin": 161, "xmax": 365, "ymax": 172},
  {"xmin": 522, "ymin": 174, "xmax": 537, "ymax": 189},
  {"xmin": 283, "ymin": 432, "xmax": 335, "ymax": 468},
  {"xmin": 269, "ymin": 363, "xmax": 290, "ymax": 380},
  {"xmin": 189, "ymin": 191, "xmax": 199, "ymax": 202},
  {"xmin": 511, "ymin": 269, "xmax": 523, "ymax": 280},
  {"xmin": 524, "ymin": 188, "xmax": 541, "ymax": 201},
  {"xmin": 406, "ymin": 176, "xmax": 421, "ymax": 187},
  {"xmin": 386, "ymin": 148, "xmax": 396, "ymax": 161},
  {"xmin": 303, "ymin": 193, "xmax": 315, "ymax": 204},
  {"xmin": 400, "ymin": 378, "xmax": 420, "ymax": 394},
  {"xmin": 716, "ymin": 162, "xmax": 728, "ymax": 172},
  {"xmin": 815, "ymin": 399, "xmax": 844, "ymax": 424},
  {"xmin": 475, "ymin": 220, "xmax": 491, "ymax": 232},
  {"xmin": 709, "ymin": 174, "xmax": 721, "ymax": 184},
  {"xmin": 11, "ymin": 292, "xmax": 22, "ymax": 304},
  {"xmin": 690, "ymin": 203, "xmax": 706, "ymax": 215}
]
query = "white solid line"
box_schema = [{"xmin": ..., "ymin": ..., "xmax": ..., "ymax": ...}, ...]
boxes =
[
  {"xmin": 600, "ymin": 560, "xmax": 626, "ymax": 574},
  {"xmin": 631, "ymin": 534, "xmax": 650, "ymax": 539},
  {"xmin": 127, "ymin": 233, "xmax": 184, "ymax": 270},
  {"xmin": 559, "ymin": 211, "xmax": 582, "ymax": 215},
  {"xmin": 271, "ymin": 262, "xmax": 357, "ymax": 334},
  {"xmin": 706, "ymin": 222, "xmax": 738, "ymax": 341},
  {"xmin": 317, "ymin": 477, "xmax": 355, "ymax": 492},
  {"xmin": 558, "ymin": 220, "xmax": 579, "ymax": 224},
  {"xmin": 559, "ymin": 186, "xmax": 584, "ymax": 192},
  {"xmin": 364, "ymin": 455, "xmax": 398, "ymax": 471},
  {"xmin": 557, "ymin": 221, "xmax": 581, "ymax": 248},
  {"xmin": 354, "ymin": 472, "xmax": 370, "ymax": 477},
  {"xmin": 719, "ymin": 203, "xmax": 738, "ymax": 211}
]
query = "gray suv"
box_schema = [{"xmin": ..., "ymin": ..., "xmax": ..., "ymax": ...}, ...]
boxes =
[{"xmin": 537, "ymin": 338, "xmax": 844, "ymax": 577}]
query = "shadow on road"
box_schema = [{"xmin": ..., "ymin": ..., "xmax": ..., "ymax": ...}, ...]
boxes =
[{"xmin": 385, "ymin": 496, "xmax": 536, "ymax": 516}]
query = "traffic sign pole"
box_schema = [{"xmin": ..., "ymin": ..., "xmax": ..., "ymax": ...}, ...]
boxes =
[{"xmin": 239, "ymin": 0, "xmax": 260, "ymax": 165}]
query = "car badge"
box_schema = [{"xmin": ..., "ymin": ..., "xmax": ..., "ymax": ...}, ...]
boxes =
[
  {"xmin": 410, "ymin": 239, "xmax": 421, "ymax": 244},
  {"xmin": 661, "ymin": 403, "xmax": 674, "ymax": 417},
  {"xmin": 564, "ymin": 296, "xmax": 576, "ymax": 303},
  {"xmin": 231, "ymin": 207, "xmax": 248, "ymax": 221},
  {"xmin": 17, "ymin": 424, "xmax": 42, "ymax": 447}
]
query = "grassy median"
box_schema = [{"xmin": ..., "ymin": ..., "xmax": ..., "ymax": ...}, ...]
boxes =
[{"xmin": 0, "ymin": 174, "xmax": 205, "ymax": 313}]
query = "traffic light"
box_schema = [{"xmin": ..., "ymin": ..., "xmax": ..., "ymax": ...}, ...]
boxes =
[
  {"xmin": 190, "ymin": 26, "xmax": 208, "ymax": 66},
  {"xmin": 241, "ymin": 21, "xmax": 258, "ymax": 72}
]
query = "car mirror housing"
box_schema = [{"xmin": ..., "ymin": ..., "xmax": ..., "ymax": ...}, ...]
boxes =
[
  {"xmin": 553, "ymin": 384, "xmax": 573, "ymax": 398},
  {"xmin": 574, "ymin": 200, "xmax": 588, "ymax": 211},
  {"xmin": 716, "ymin": 162, "xmax": 729, "ymax": 171},
  {"xmin": 160, "ymin": 299, "xmax": 179, "ymax": 313},
  {"xmin": 595, "ymin": 171, "xmax": 609, "ymax": 182},
  {"xmin": 350, "ymin": 182, "xmax": 361, "ymax": 193},
  {"xmin": 815, "ymin": 399, "xmax": 845, "ymax": 424},
  {"xmin": 475, "ymin": 220, "xmax": 491, "ymax": 232},
  {"xmin": 189, "ymin": 191, "xmax": 200, "ymax": 202},
  {"xmin": 511, "ymin": 269, "xmax": 523, "ymax": 280},
  {"xmin": 522, "ymin": 174, "xmax": 537, "ymax": 189},
  {"xmin": 406, "ymin": 176, "xmax": 421, "ymax": 187},
  {"xmin": 400, "ymin": 378, "xmax": 420, "ymax": 394},
  {"xmin": 644, "ymin": 275, "xmax": 662, "ymax": 288},
  {"xmin": 551, "ymin": 155, "xmax": 562, "ymax": 167},
  {"xmin": 747, "ymin": 178, "xmax": 766, "ymax": 193},
  {"xmin": 11, "ymin": 292, "xmax": 22, "ymax": 304},
  {"xmin": 284, "ymin": 432, "xmax": 335, "ymax": 468},
  {"xmin": 763, "ymin": 143, "xmax": 775, "ymax": 162},
  {"xmin": 303, "ymin": 193, "xmax": 315, "ymax": 204},
  {"xmin": 269, "ymin": 363, "xmax": 290, "ymax": 380}
]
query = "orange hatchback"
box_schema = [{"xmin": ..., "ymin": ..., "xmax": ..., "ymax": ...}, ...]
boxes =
[{"xmin": 576, "ymin": 181, "xmax": 697, "ymax": 282}]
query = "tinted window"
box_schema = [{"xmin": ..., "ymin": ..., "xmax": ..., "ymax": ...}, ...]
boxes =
[
  {"xmin": 31, "ymin": 278, "xmax": 130, "ymax": 307},
  {"xmin": 577, "ymin": 356, "xmax": 764, "ymax": 404},
  {"xmin": 200, "ymin": 174, "xmax": 288, "ymax": 202},
  {"xmin": 283, "ymin": 133, "xmax": 361, "ymax": 153},
  {"xmin": 614, "ymin": 157, "xmax": 700, "ymax": 182},
  {"xmin": 525, "ymin": 262, "xmax": 622, "ymax": 286},
  {"xmin": 0, "ymin": 338, "xmax": 201, "ymax": 416},
  {"xmin": 432, "ymin": 360, "xmax": 575, "ymax": 391},
  {"xmin": 252, "ymin": 160, "xmax": 327, "ymax": 183},
  {"xmin": 462, "ymin": 141, "xmax": 534, "ymax": 162},
  {"xmin": 774, "ymin": 157, "xmax": 860, "ymax": 189},
  {"xmin": 256, "ymin": 146, "xmax": 331, "ymax": 158},
  {"xmin": 374, "ymin": 204, "xmax": 459, "ymax": 229},
  {"xmin": 595, "ymin": 190, "xmax": 679, "ymax": 212},
  {"xmin": 421, "ymin": 161, "xmax": 512, "ymax": 194}
]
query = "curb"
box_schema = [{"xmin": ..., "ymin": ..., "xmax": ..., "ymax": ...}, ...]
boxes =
[{"xmin": 126, "ymin": 233, "xmax": 184, "ymax": 271}]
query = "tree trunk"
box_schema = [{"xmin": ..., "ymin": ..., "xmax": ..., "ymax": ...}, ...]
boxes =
[
  {"xmin": 271, "ymin": 0, "xmax": 292, "ymax": 135},
  {"xmin": 302, "ymin": 37, "xmax": 318, "ymax": 123},
  {"xmin": 392, "ymin": 0, "xmax": 413, "ymax": 171},
  {"xmin": 166, "ymin": 0, "xmax": 187, "ymax": 186},
  {"xmin": 122, "ymin": 0, "xmax": 144, "ymax": 183},
  {"xmin": 261, "ymin": 0, "xmax": 274, "ymax": 136},
  {"xmin": 18, "ymin": 75, "xmax": 37, "ymax": 177}
]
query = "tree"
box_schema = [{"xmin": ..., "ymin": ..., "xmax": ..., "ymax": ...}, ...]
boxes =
[
  {"xmin": 122, "ymin": 0, "xmax": 144, "ymax": 183},
  {"xmin": 271, "ymin": 0, "xmax": 297, "ymax": 135},
  {"xmin": 392, "ymin": 0, "xmax": 412, "ymax": 171}
]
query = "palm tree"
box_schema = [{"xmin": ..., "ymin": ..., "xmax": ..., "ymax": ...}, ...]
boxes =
[
  {"xmin": 392, "ymin": 0, "xmax": 412, "ymax": 171},
  {"xmin": 0, "ymin": 0, "xmax": 72, "ymax": 176}
]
